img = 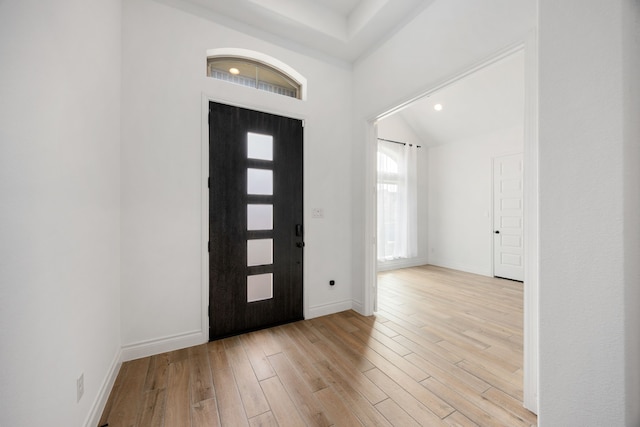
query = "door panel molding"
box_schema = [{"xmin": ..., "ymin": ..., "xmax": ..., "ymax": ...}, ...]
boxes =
[{"xmin": 493, "ymin": 152, "xmax": 524, "ymax": 281}]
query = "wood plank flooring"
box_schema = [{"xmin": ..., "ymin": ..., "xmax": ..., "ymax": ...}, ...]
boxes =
[{"xmin": 100, "ymin": 265, "xmax": 536, "ymax": 426}]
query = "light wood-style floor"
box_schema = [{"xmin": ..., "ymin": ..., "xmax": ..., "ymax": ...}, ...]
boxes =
[{"xmin": 100, "ymin": 265, "xmax": 536, "ymax": 427}]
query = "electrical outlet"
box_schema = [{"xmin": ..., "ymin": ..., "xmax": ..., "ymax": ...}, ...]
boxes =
[
  {"xmin": 312, "ymin": 208, "xmax": 324, "ymax": 218},
  {"xmin": 77, "ymin": 373, "xmax": 84, "ymax": 402}
]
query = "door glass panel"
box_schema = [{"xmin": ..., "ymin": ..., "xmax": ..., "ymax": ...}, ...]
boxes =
[
  {"xmin": 247, "ymin": 273, "xmax": 273, "ymax": 302},
  {"xmin": 247, "ymin": 204, "xmax": 273, "ymax": 230},
  {"xmin": 247, "ymin": 168, "xmax": 273, "ymax": 195},
  {"xmin": 247, "ymin": 239, "xmax": 273, "ymax": 266},
  {"xmin": 247, "ymin": 132, "xmax": 273, "ymax": 161}
]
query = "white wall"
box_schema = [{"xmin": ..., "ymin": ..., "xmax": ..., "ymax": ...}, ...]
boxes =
[
  {"xmin": 0, "ymin": 1, "xmax": 122, "ymax": 426},
  {"xmin": 351, "ymin": 0, "xmax": 535, "ymax": 311},
  {"xmin": 120, "ymin": 0, "xmax": 354, "ymax": 356},
  {"xmin": 427, "ymin": 126, "xmax": 523, "ymax": 276},
  {"xmin": 623, "ymin": 2, "xmax": 640, "ymax": 425},
  {"xmin": 538, "ymin": 0, "xmax": 639, "ymax": 424},
  {"xmin": 376, "ymin": 114, "xmax": 428, "ymax": 271}
]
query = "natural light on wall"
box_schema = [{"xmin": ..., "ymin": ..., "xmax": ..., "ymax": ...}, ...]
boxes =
[{"xmin": 377, "ymin": 141, "xmax": 418, "ymax": 261}]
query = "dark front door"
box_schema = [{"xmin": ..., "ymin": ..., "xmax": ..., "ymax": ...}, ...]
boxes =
[{"xmin": 209, "ymin": 101, "xmax": 304, "ymax": 340}]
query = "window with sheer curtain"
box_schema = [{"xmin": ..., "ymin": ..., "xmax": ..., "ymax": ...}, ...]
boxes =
[{"xmin": 377, "ymin": 141, "xmax": 418, "ymax": 261}]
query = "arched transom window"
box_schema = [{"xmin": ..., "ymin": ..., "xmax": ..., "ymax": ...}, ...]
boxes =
[{"xmin": 206, "ymin": 49, "xmax": 306, "ymax": 100}]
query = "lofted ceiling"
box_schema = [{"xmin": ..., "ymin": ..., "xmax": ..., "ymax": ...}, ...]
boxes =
[
  {"xmin": 159, "ymin": 0, "xmax": 434, "ymax": 62},
  {"xmin": 393, "ymin": 50, "xmax": 525, "ymax": 147}
]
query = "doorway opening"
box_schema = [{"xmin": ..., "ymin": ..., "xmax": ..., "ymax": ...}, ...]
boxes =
[
  {"xmin": 375, "ymin": 49, "xmax": 525, "ymax": 278},
  {"xmin": 370, "ymin": 43, "xmax": 538, "ymax": 413}
]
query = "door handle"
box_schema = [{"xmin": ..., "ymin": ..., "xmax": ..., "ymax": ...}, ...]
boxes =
[{"xmin": 296, "ymin": 224, "xmax": 303, "ymax": 237}]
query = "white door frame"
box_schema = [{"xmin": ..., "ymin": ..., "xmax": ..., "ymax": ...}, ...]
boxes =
[{"xmin": 362, "ymin": 33, "xmax": 539, "ymax": 413}]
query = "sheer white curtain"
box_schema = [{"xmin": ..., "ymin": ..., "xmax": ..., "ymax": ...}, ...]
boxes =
[{"xmin": 377, "ymin": 140, "xmax": 418, "ymax": 261}]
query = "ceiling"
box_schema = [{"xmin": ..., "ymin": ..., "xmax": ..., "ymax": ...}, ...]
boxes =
[
  {"xmin": 392, "ymin": 50, "xmax": 525, "ymax": 146},
  {"xmin": 160, "ymin": 0, "xmax": 434, "ymax": 62}
]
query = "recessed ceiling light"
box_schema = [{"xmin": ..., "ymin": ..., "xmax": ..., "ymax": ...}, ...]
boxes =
[
  {"xmin": 229, "ymin": 67, "xmax": 240, "ymax": 75},
  {"xmin": 434, "ymin": 104, "xmax": 443, "ymax": 111}
]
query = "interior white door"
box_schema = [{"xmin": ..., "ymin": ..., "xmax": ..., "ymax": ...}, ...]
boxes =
[{"xmin": 493, "ymin": 153, "xmax": 524, "ymax": 281}]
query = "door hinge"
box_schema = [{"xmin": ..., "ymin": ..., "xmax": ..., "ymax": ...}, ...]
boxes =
[
  {"xmin": 208, "ymin": 241, "xmax": 210, "ymax": 252},
  {"xmin": 208, "ymin": 305, "xmax": 211, "ymax": 317},
  {"xmin": 208, "ymin": 110, "xmax": 210, "ymax": 124},
  {"xmin": 208, "ymin": 177, "xmax": 210, "ymax": 188}
]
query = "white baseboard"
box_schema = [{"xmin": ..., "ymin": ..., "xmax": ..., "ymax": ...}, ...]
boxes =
[
  {"xmin": 84, "ymin": 330, "xmax": 206, "ymax": 426},
  {"xmin": 121, "ymin": 330, "xmax": 207, "ymax": 362},
  {"xmin": 307, "ymin": 299, "xmax": 353, "ymax": 319},
  {"xmin": 351, "ymin": 299, "xmax": 364, "ymax": 315},
  {"xmin": 84, "ymin": 348, "xmax": 122, "ymax": 427},
  {"xmin": 377, "ymin": 257, "xmax": 429, "ymax": 272},
  {"xmin": 427, "ymin": 259, "xmax": 492, "ymax": 277}
]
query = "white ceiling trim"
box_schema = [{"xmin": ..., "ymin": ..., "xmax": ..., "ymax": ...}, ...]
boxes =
[
  {"xmin": 247, "ymin": 0, "xmax": 349, "ymax": 41},
  {"xmin": 160, "ymin": 0, "xmax": 432, "ymax": 62}
]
